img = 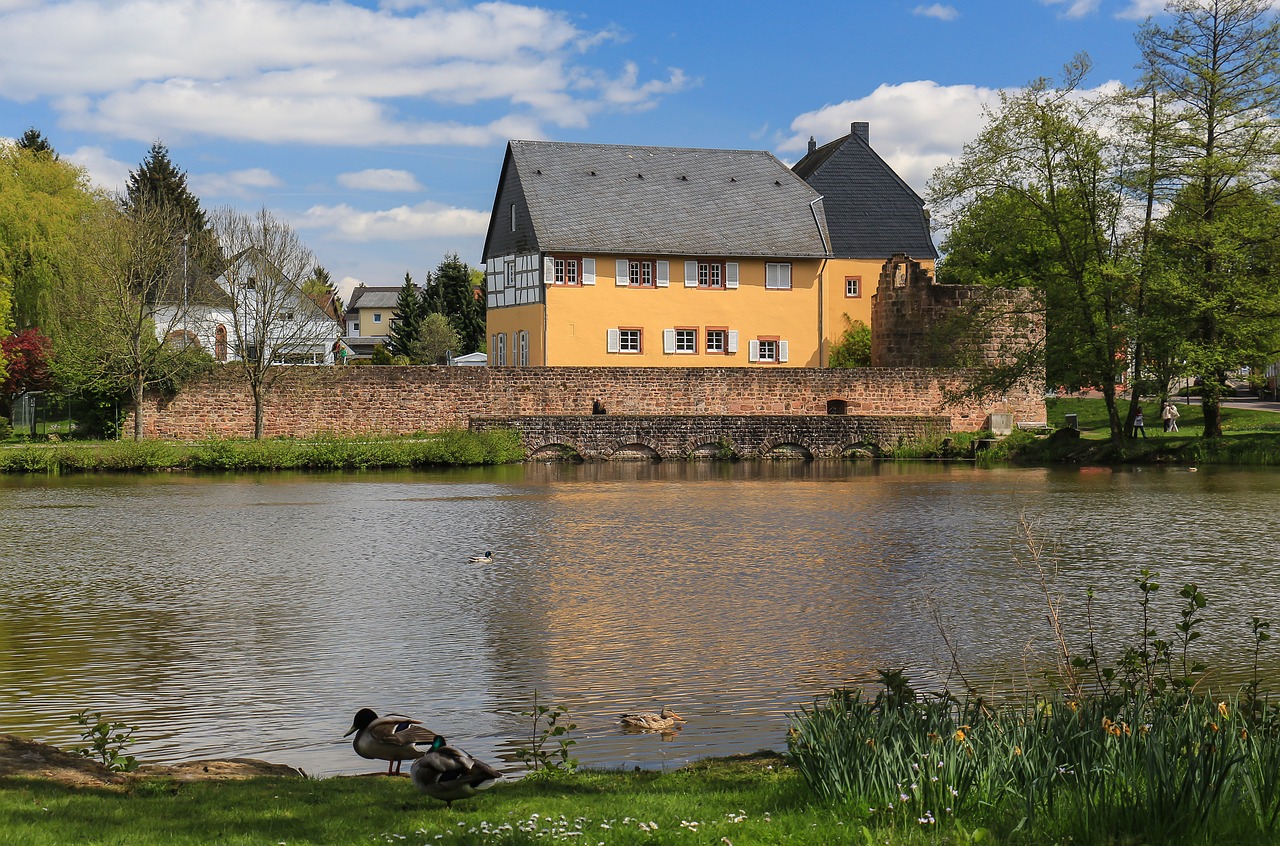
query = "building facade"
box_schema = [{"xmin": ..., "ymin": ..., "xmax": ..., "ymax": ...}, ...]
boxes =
[{"xmin": 481, "ymin": 127, "xmax": 936, "ymax": 367}]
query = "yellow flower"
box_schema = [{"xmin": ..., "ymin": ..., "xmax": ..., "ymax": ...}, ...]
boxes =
[
  {"xmin": 1241, "ymin": 729, "xmax": 1250, "ymax": 740},
  {"xmin": 1066, "ymin": 700, "xmax": 1078, "ymax": 713},
  {"xmin": 1013, "ymin": 746, "xmax": 1023, "ymax": 757},
  {"xmin": 953, "ymin": 729, "xmax": 966, "ymax": 743},
  {"xmin": 1218, "ymin": 701, "xmax": 1230, "ymax": 718},
  {"xmin": 1210, "ymin": 722, "xmax": 1220, "ymax": 733}
]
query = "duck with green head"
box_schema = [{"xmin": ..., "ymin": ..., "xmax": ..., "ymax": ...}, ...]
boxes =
[{"xmin": 411, "ymin": 736, "xmax": 503, "ymax": 808}]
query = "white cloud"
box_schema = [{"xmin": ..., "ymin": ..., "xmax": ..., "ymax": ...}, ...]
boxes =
[
  {"xmin": 913, "ymin": 4, "xmax": 959, "ymax": 21},
  {"xmin": 779, "ymin": 81, "xmax": 1005, "ymax": 192},
  {"xmin": 0, "ymin": 0, "xmax": 691, "ymax": 146},
  {"xmin": 66, "ymin": 144, "xmax": 131, "ymax": 193},
  {"xmin": 337, "ymin": 169, "xmax": 424, "ymax": 192},
  {"xmin": 298, "ymin": 200, "xmax": 489, "ymax": 242},
  {"xmin": 191, "ymin": 168, "xmax": 283, "ymax": 198},
  {"xmin": 1042, "ymin": 0, "xmax": 1100, "ymax": 19},
  {"xmin": 1115, "ymin": 0, "xmax": 1166, "ymax": 19}
]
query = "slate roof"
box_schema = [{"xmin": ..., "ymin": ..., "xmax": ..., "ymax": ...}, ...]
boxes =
[
  {"xmin": 483, "ymin": 140, "xmax": 831, "ymax": 261},
  {"xmin": 792, "ymin": 127, "xmax": 937, "ymax": 260},
  {"xmin": 346, "ymin": 287, "xmax": 401, "ymax": 310}
]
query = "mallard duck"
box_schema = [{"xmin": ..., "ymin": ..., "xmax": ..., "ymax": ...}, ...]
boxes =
[
  {"xmin": 345, "ymin": 708, "xmax": 439, "ymax": 775},
  {"xmin": 469, "ymin": 551, "xmax": 494, "ymax": 564},
  {"xmin": 411, "ymin": 736, "xmax": 503, "ymax": 808},
  {"xmin": 619, "ymin": 706, "xmax": 686, "ymax": 731}
]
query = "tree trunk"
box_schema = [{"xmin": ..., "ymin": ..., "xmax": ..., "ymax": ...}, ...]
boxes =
[
  {"xmin": 132, "ymin": 373, "xmax": 146, "ymax": 441},
  {"xmin": 252, "ymin": 382, "xmax": 265, "ymax": 440}
]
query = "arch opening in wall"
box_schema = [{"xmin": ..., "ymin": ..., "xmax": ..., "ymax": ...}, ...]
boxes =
[
  {"xmin": 528, "ymin": 442, "xmax": 584, "ymax": 463},
  {"xmin": 826, "ymin": 399, "xmax": 848, "ymax": 415},
  {"xmin": 760, "ymin": 441, "xmax": 813, "ymax": 461},
  {"xmin": 686, "ymin": 438, "xmax": 737, "ymax": 461},
  {"xmin": 839, "ymin": 441, "xmax": 881, "ymax": 459},
  {"xmin": 607, "ymin": 442, "xmax": 661, "ymax": 462}
]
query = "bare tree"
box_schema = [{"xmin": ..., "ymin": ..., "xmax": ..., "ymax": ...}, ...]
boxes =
[
  {"xmin": 211, "ymin": 207, "xmax": 337, "ymax": 438},
  {"xmin": 49, "ymin": 197, "xmax": 208, "ymax": 440}
]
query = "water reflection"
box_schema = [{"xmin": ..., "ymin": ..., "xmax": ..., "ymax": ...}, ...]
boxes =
[{"xmin": 1, "ymin": 463, "xmax": 1278, "ymax": 777}]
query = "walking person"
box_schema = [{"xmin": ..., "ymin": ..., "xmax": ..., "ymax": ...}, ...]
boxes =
[
  {"xmin": 1165, "ymin": 401, "xmax": 1180, "ymax": 432},
  {"xmin": 1134, "ymin": 408, "xmax": 1147, "ymax": 438},
  {"xmin": 1162, "ymin": 401, "xmax": 1173, "ymax": 432}
]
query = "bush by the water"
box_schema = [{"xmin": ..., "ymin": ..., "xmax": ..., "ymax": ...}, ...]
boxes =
[{"xmin": 0, "ymin": 429, "xmax": 524, "ymax": 473}]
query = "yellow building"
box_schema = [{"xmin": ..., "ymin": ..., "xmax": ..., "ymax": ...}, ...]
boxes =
[
  {"xmin": 482, "ymin": 125, "xmax": 935, "ymax": 367},
  {"xmin": 342, "ymin": 285, "xmax": 401, "ymax": 358}
]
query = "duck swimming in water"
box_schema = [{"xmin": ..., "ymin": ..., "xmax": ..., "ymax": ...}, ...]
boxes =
[{"xmin": 619, "ymin": 706, "xmax": 686, "ymax": 731}]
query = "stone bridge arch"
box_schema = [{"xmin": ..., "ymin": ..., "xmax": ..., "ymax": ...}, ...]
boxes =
[{"xmin": 757, "ymin": 436, "xmax": 816, "ymax": 460}]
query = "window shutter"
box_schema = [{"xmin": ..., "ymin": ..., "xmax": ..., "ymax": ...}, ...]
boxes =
[
  {"xmin": 726, "ymin": 262, "xmax": 739, "ymax": 289},
  {"xmin": 582, "ymin": 258, "xmax": 595, "ymax": 285},
  {"xmin": 615, "ymin": 259, "xmax": 629, "ymax": 286},
  {"xmin": 748, "ymin": 339, "xmax": 760, "ymax": 362},
  {"xmin": 663, "ymin": 329, "xmax": 676, "ymax": 354},
  {"xmin": 543, "ymin": 255, "xmax": 554, "ymax": 283},
  {"xmin": 684, "ymin": 261, "xmax": 698, "ymax": 287},
  {"xmin": 779, "ymin": 340, "xmax": 789, "ymax": 362},
  {"xmin": 607, "ymin": 328, "xmax": 620, "ymax": 353},
  {"xmin": 727, "ymin": 330, "xmax": 739, "ymax": 353},
  {"xmin": 656, "ymin": 261, "xmax": 669, "ymax": 287}
]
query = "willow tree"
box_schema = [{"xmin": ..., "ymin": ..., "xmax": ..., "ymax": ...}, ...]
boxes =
[
  {"xmin": 1138, "ymin": 0, "xmax": 1280, "ymax": 437},
  {"xmin": 930, "ymin": 56, "xmax": 1131, "ymax": 440}
]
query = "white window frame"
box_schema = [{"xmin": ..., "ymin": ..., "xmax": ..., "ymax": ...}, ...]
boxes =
[
  {"xmin": 765, "ymin": 263, "xmax": 792, "ymax": 290},
  {"xmin": 553, "ymin": 257, "xmax": 579, "ymax": 285},
  {"xmin": 618, "ymin": 328, "xmax": 642, "ymax": 353},
  {"xmin": 517, "ymin": 330, "xmax": 529, "ymax": 366},
  {"xmin": 675, "ymin": 328, "xmax": 697, "ymax": 354},
  {"xmin": 373, "ymin": 312, "xmax": 382, "ymax": 324},
  {"xmin": 494, "ymin": 332, "xmax": 507, "ymax": 366},
  {"xmin": 845, "ymin": 276, "xmax": 861, "ymax": 298}
]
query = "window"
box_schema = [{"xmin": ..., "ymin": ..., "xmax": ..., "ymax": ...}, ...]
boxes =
[
  {"xmin": 351, "ymin": 322, "xmax": 360, "ymax": 335},
  {"xmin": 510, "ymin": 203, "xmax": 516, "ymax": 232},
  {"xmin": 373, "ymin": 312, "xmax": 382, "ymax": 324},
  {"xmin": 517, "ymin": 331, "xmax": 529, "ymax": 366},
  {"xmin": 675, "ymin": 328, "xmax": 696, "ymax": 353},
  {"xmin": 698, "ymin": 262, "xmax": 722, "ymax": 289},
  {"xmin": 845, "ymin": 276, "xmax": 862, "ymax": 298},
  {"xmin": 553, "ymin": 257, "xmax": 579, "ymax": 285},
  {"xmin": 706, "ymin": 329, "xmax": 725, "ymax": 354},
  {"xmin": 765, "ymin": 263, "xmax": 792, "ymax": 289},
  {"xmin": 629, "ymin": 260, "xmax": 654, "ymax": 287},
  {"xmin": 494, "ymin": 333, "xmax": 507, "ymax": 366},
  {"xmin": 619, "ymin": 328, "xmax": 641, "ymax": 353},
  {"xmin": 749, "ymin": 337, "xmax": 788, "ymax": 363},
  {"xmin": 664, "ymin": 328, "xmax": 697, "ymax": 354}
]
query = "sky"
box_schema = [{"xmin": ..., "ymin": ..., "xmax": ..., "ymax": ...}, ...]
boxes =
[{"xmin": 0, "ymin": 0, "xmax": 1173, "ymax": 303}]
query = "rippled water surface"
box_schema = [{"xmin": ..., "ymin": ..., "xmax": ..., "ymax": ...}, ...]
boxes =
[{"xmin": 2, "ymin": 462, "xmax": 1278, "ymax": 776}]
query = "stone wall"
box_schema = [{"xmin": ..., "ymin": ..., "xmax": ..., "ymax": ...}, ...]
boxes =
[
  {"xmin": 871, "ymin": 254, "xmax": 1045, "ymax": 371},
  {"xmin": 132, "ymin": 365, "xmax": 1045, "ymax": 440},
  {"xmin": 471, "ymin": 414, "xmax": 951, "ymax": 460}
]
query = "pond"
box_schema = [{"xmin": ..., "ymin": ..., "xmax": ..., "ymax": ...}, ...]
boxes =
[{"xmin": 1, "ymin": 461, "xmax": 1277, "ymax": 777}]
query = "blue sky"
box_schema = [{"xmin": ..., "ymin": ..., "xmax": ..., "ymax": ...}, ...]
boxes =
[{"xmin": 0, "ymin": 0, "xmax": 1167, "ymax": 302}]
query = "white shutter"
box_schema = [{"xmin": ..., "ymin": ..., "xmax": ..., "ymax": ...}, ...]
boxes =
[
  {"xmin": 607, "ymin": 328, "xmax": 620, "ymax": 353},
  {"xmin": 727, "ymin": 330, "xmax": 739, "ymax": 353},
  {"xmin": 615, "ymin": 259, "xmax": 629, "ymax": 286},
  {"xmin": 684, "ymin": 260, "xmax": 698, "ymax": 287},
  {"xmin": 726, "ymin": 262, "xmax": 739, "ymax": 289},
  {"xmin": 582, "ymin": 258, "xmax": 596, "ymax": 285},
  {"xmin": 663, "ymin": 329, "xmax": 676, "ymax": 354},
  {"xmin": 779, "ymin": 340, "xmax": 789, "ymax": 362},
  {"xmin": 656, "ymin": 261, "xmax": 669, "ymax": 287},
  {"xmin": 543, "ymin": 255, "xmax": 554, "ymax": 283},
  {"xmin": 748, "ymin": 339, "xmax": 760, "ymax": 362}
]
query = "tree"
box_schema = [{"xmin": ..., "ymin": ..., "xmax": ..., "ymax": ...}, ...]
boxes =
[
  {"xmin": 301, "ymin": 266, "xmax": 343, "ymax": 319},
  {"xmin": 46, "ymin": 199, "xmax": 210, "ymax": 440},
  {"xmin": 828, "ymin": 316, "xmax": 871, "ymax": 368},
  {"xmin": 424, "ymin": 253, "xmax": 485, "ymax": 353},
  {"xmin": 413, "ymin": 312, "xmax": 460, "ymax": 365},
  {"xmin": 0, "ymin": 140, "xmax": 100, "ymax": 331},
  {"xmin": 0, "ymin": 328, "xmax": 52, "ymax": 417},
  {"xmin": 125, "ymin": 143, "xmax": 217, "ymax": 275},
  {"xmin": 1137, "ymin": 0, "xmax": 1280, "ymax": 436},
  {"xmin": 211, "ymin": 206, "xmax": 335, "ymax": 438},
  {"xmin": 17, "ymin": 128, "xmax": 54, "ymax": 156},
  {"xmin": 930, "ymin": 56, "xmax": 1131, "ymax": 440},
  {"xmin": 385, "ymin": 273, "xmax": 426, "ymax": 360}
]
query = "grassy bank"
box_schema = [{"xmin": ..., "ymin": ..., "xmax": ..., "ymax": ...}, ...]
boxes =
[
  {"xmin": 992, "ymin": 397, "xmax": 1280, "ymax": 465},
  {"xmin": 0, "ymin": 429, "xmax": 525, "ymax": 473}
]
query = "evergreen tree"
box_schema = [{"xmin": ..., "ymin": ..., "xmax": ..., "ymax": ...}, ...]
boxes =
[
  {"xmin": 17, "ymin": 128, "xmax": 54, "ymax": 157},
  {"xmin": 301, "ymin": 266, "xmax": 343, "ymax": 319},
  {"xmin": 432, "ymin": 253, "xmax": 485, "ymax": 353},
  {"xmin": 386, "ymin": 272, "xmax": 425, "ymax": 360},
  {"xmin": 124, "ymin": 142, "xmax": 217, "ymax": 273}
]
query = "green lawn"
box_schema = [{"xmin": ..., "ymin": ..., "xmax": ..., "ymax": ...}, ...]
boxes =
[{"xmin": 1047, "ymin": 396, "xmax": 1280, "ymax": 438}]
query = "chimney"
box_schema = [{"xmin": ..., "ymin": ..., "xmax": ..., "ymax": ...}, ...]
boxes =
[
  {"xmin": 807, "ymin": 135, "xmax": 816, "ymax": 153},
  {"xmin": 851, "ymin": 121, "xmax": 869, "ymax": 142}
]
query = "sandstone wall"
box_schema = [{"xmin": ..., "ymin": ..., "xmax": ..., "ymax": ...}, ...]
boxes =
[{"xmin": 132, "ymin": 365, "xmax": 1045, "ymax": 440}]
